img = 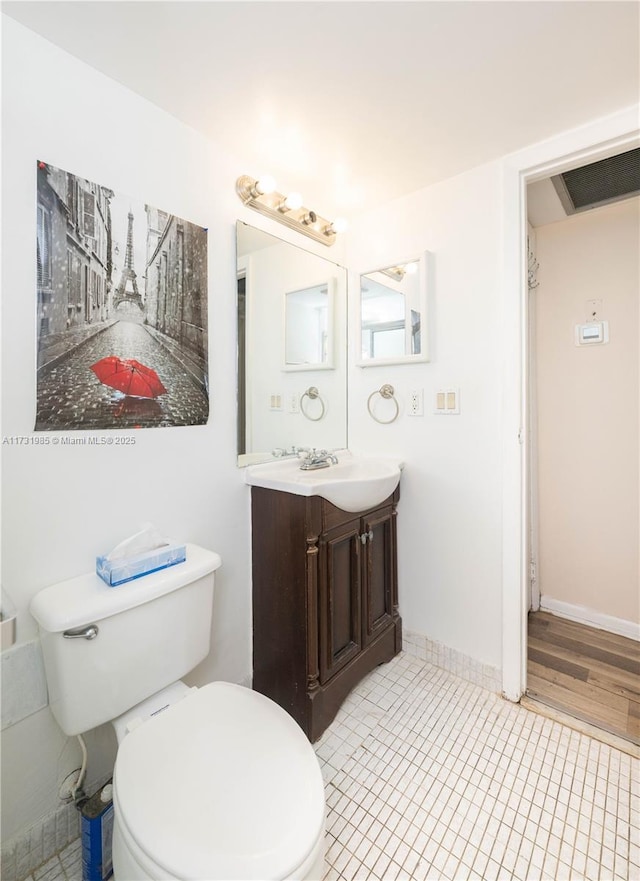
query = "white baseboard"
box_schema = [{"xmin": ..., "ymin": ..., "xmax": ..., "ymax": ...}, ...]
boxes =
[{"xmin": 539, "ymin": 596, "xmax": 640, "ymax": 642}]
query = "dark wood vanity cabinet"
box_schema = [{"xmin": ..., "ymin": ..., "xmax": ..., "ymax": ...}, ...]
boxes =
[{"xmin": 251, "ymin": 485, "xmax": 402, "ymax": 741}]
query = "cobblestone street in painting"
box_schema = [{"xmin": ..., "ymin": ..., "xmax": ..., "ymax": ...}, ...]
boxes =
[{"xmin": 36, "ymin": 320, "xmax": 208, "ymax": 430}]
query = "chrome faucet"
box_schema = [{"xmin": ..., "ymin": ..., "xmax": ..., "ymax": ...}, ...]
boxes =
[{"xmin": 299, "ymin": 449, "xmax": 339, "ymax": 471}]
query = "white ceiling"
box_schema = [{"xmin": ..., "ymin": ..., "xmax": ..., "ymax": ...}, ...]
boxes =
[{"xmin": 3, "ymin": 1, "xmax": 639, "ymax": 220}]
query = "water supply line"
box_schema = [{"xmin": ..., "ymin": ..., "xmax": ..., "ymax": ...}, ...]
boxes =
[{"xmin": 71, "ymin": 734, "xmax": 88, "ymax": 805}]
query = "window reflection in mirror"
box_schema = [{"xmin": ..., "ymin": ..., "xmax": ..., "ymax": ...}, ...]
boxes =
[
  {"xmin": 358, "ymin": 255, "xmax": 429, "ymax": 366},
  {"xmin": 284, "ymin": 282, "xmax": 334, "ymax": 370},
  {"xmin": 236, "ymin": 222, "xmax": 347, "ymax": 465}
]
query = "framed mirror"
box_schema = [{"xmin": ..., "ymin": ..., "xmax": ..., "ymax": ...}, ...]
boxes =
[
  {"xmin": 284, "ymin": 281, "xmax": 334, "ymax": 370},
  {"xmin": 236, "ymin": 222, "xmax": 347, "ymax": 465},
  {"xmin": 357, "ymin": 253, "xmax": 430, "ymax": 366}
]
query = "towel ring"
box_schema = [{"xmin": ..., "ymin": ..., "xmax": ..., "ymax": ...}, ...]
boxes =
[
  {"xmin": 300, "ymin": 386, "xmax": 326, "ymax": 422},
  {"xmin": 367, "ymin": 384, "xmax": 399, "ymax": 424}
]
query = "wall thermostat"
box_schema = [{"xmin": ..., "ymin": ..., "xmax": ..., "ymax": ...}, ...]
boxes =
[{"xmin": 575, "ymin": 321, "xmax": 609, "ymax": 346}]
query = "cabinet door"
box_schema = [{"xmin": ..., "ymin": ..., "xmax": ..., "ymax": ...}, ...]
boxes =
[
  {"xmin": 318, "ymin": 519, "xmax": 362, "ymax": 684},
  {"xmin": 362, "ymin": 507, "xmax": 395, "ymax": 645}
]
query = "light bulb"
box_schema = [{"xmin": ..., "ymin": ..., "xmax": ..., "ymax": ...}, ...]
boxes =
[
  {"xmin": 330, "ymin": 217, "xmax": 348, "ymax": 234},
  {"xmin": 404, "ymin": 261, "xmax": 418, "ymax": 275},
  {"xmin": 283, "ymin": 192, "xmax": 303, "ymax": 211},
  {"xmin": 254, "ymin": 175, "xmax": 276, "ymax": 196}
]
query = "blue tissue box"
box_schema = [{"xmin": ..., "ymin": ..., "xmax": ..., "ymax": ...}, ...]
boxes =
[{"xmin": 96, "ymin": 542, "xmax": 186, "ymax": 587}]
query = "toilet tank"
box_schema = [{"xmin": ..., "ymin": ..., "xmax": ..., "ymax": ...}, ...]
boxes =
[{"xmin": 30, "ymin": 544, "xmax": 222, "ymax": 736}]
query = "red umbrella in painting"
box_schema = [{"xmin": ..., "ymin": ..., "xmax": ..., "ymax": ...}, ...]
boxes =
[{"xmin": 91, "ymin": 356, "xmax": 167, "ymax": 399}]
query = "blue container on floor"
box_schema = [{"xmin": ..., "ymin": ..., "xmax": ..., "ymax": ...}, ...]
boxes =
[{"xmin": 81, "ymin": 782, "xmax": 114, "ymax": 881}]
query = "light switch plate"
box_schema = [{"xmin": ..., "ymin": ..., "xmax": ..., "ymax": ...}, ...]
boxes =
[{"xmin": 434, "ymin": 388, "xmax": 460, "ymax": 415}]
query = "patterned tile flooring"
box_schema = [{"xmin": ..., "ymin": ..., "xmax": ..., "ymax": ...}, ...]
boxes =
[
  {"xmin": 23, "ymin": 653, "xmax": 639, "ymax": 881},
  {"xmin": 24, "ymin": 839, "xmax": 81, "ymax": 881},
  {"xmin": 315, "ymin": 654, "xmax": 638, "ymax": 880}
]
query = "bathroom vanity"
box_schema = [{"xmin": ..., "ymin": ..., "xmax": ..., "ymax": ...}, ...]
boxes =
[{"xmin": 251, "ymin": 485, "xmax": 402, "ymax": 741}]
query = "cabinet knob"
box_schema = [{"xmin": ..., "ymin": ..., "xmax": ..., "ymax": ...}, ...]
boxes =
[{"xmin": 360, "ymin": 530, "xmax": 374, "ymax": 545}]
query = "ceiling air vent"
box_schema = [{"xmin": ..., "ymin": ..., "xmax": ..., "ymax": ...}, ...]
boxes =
[{"xmin": 551, "ymin": 147, "xmax": 640, "ymax": 215}]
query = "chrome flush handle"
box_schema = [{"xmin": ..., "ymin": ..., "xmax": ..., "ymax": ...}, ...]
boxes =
[{"xmin": 63, "ymin": 624, "xmax": 99, "ymax": 640}]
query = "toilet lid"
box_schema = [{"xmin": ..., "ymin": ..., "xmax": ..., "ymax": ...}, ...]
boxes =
[{"xmin": 113, "ymin": 682, "xmax": 325, "ymax": 881}]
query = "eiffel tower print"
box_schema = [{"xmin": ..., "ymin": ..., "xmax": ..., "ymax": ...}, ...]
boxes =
[
  {"xmin": 35, "ymin": 160, "xmax": 209, "ymax": 430},
  {"xmin": 113, "ymin": 210, "xmax": 143, "ymax": 310}
]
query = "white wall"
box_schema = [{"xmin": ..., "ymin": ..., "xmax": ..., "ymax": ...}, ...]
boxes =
[
  {"xmin": 347, "ymin": 163, "xmax": 504, "ymax": 669},
  {"xmin": 0, "ymin": 17, "xmax": 255, "ymax": 842},
  {"xmin": 534, "ymin": 198, "xmax": 640, "ymax": 624}
]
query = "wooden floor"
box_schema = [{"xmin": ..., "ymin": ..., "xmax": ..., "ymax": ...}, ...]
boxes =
[{"xmin": 527, "ymin": 611, "xmax": 640, "ymax": 746}]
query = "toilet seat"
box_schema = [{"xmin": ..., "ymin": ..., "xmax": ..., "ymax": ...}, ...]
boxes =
[{"xmin": 112, "ymin": 682, "xmax": 326, "ymax": 881}]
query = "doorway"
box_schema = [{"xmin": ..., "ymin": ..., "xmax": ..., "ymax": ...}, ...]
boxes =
[
  {"xmin": 499, "ymin": 108, "xmax": 639, "ymax": 713},
  {"xmin": 237, "ymin": 274, "xmax": 246, "ymax": 455},
  {"xmin": 522, "ymin": 159, "xmax": 640, "ymax": 747}
]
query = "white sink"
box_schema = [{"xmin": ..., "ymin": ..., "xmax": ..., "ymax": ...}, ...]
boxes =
[{"xmin": 244, "ymin": 451, "xmax": 403, "ymax": 512}]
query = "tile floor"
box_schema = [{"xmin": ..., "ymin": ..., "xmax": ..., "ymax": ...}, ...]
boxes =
[
  {"xmin": 316, "ymin": 654, "xmax": 639, "ymax": 881},
  {"xmin": 22, "ymin": 652, "xmax": 639, "ymax": 881},
  {"xmin": 23, "ymin": 838, "xmax": 81, "ymax": 881}
]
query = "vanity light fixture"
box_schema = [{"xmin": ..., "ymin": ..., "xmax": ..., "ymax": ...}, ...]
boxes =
[
  {"xmin": 236, "ymin": 174, "xmax": 346, "ymax": 247},
  {"xmin": 380, "ymin": 266, "xmax": 406, "ymax": 282},
  {"xmin": 380, "ymin": 261, "xmax": 417, "ymax": 283}
]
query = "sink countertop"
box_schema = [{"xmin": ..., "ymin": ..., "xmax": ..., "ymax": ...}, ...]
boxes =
[{"xmin": 244, "ymin": 450, "xmax": 403, "ymax": 512}]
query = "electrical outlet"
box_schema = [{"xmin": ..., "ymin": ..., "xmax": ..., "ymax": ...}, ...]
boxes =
[
  {"xmin": 408, "ymin": 389, "xmax": 424, "ymax": 416},
  {"xmin": 289, "ymin": 394, "xmax": 300, "ymax": 414}
]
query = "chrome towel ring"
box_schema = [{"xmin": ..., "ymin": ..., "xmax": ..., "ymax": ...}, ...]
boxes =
[
  {"xmin": 300, "ymin": 386, "xmax": 326, "ymax": 421},
  {"xmin": 367, "ymin": 384, "xmax": 399, "ymax": 424}
]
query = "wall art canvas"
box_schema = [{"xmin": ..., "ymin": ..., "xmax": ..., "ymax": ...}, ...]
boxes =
[{"xmin": 35, "ymin": 160, "xmax": 209, "ymax": 430}]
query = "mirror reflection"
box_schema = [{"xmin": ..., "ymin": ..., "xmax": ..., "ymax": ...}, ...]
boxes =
[
  {"xmin": 236, "ymin": 222, "xmax": 347, "ymax": 465},
  {"xmin": 284, "ymin": 282, "xmax": 333, "ymax": 370},
  {"xmin": 358, "ymin": 255, "xmax": 429, "ymax": 365}
]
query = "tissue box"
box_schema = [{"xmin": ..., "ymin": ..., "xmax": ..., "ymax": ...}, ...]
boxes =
[{"xmin": 96, "ymin": 542, "xmax": 186, "ymax": 587}]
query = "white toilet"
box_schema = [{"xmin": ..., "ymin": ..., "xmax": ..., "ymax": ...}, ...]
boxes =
[{"xmin": 30, "ymin": 544, "xmax": 326, "ymax": 881}]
